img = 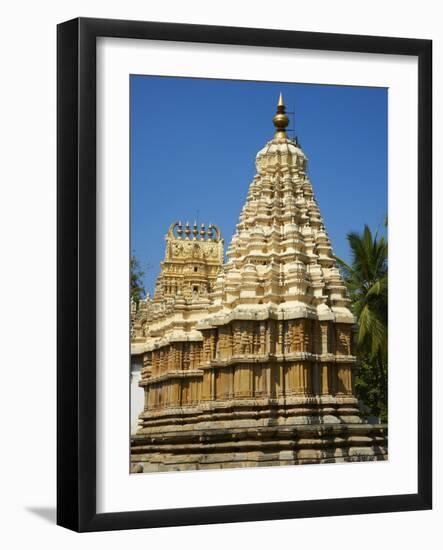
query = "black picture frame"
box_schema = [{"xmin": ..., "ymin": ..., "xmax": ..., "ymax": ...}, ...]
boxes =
[{"xmin": 57, "ymin": 17, "xmax": 432, "ymax": 532}]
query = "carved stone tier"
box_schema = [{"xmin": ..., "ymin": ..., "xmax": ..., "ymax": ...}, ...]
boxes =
[{"xmin": 132, "ymin": 422, "xmax": 387, "ymax": 471}]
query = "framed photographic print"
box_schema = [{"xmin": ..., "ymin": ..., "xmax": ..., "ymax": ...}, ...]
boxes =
[{"xmin": 57, "ymin": 17, "xmax": 432, "ymax": 532}]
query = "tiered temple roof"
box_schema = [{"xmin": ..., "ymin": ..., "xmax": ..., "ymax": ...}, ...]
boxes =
[
  {"xmin": 131, "ymin": 221, "xmax": 224, "ymax": 354},
  {"xmin": 206, "ymin": 93, "xmax": 351, "ymax": 323}
]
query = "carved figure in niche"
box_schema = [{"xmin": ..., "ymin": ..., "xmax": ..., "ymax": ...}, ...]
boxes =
[
  {"xmin": 259, "ymin": 323, "xmax": 266, "ymax": 353},
  {"xmin": 182, "ymin": 345, "xmax": 190, "ymax": 370},
  {"xmin": 203, "ymin": 337, "xmax": 211, "ymax": 362},
  {"xmin": 283, "ymin": 323, "xmax": 291, "ymax": 354},
  {"xmin": 241, "ymin": 329, "xmax": 251, "ymax": 354},
  {"xmin": 172, "ymin": 242, "xmax": 184, "ymax": 256},
  {"xmin": 233, "ymin": 328, "xmax": 242, "ymax": 355},
  {"xmin": 337, "ymin": 327, "xmax": 351, "ymax": 355},
  {"xmin": 192, "ymin": 243, "xmax": 199, "ymax": 257},
  {"xmin": 290, "ymin": 322, "xmax": 301, "ymax": 353}
]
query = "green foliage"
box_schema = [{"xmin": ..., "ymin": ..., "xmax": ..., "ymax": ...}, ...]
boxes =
[
  {"xmin": 336, "ymin": 224, "xmax": 388, "ymax": 422},
  {"xmin": 355, "ymin": 354, "xmax": 388, "ymax": 422},
  {"xmin": 130, "ymin": 255, "xmax": 145, "ymax": 305}
]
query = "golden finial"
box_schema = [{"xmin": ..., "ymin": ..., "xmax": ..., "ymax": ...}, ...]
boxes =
[{"xmin": 273, "ymin": 92, "xmax": 289, "ymax": 139}]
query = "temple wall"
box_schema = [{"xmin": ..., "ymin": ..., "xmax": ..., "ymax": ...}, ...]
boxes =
[
  {"xmin": 130, "ymin": 356, "xmax": 144, "ymax": 434},
  {"xmin": 138, "ymin": 318, "xmax": 355, "ymax": 416}
]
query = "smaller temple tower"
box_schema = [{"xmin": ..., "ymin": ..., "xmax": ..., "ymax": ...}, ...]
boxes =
[
  {"xmin": 130, "ymin": 222, "xmax": 224, "ymax": 433},
  {"xmin": 131, "ymin": 221, "xmax": 224, "ymax": 346},
  {"xmin": 153, "ymin": 221, "xmax": 224, "ymax": 302}
]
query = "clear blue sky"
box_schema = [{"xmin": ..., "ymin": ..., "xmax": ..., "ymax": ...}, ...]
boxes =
[{"xmin": 131, "ymin": 75, "xmax": 387, "ymax": 296}]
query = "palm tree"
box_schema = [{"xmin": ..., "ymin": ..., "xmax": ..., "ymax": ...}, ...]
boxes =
[{"xmin": 336, "ymin": 224, "xmax": 388, "ymax": 420}]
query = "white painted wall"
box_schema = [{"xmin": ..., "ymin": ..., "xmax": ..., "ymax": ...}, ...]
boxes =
[
  {"xmin": 130, "ymin": 357, "xmax": 144, "ymax": 434},
  {"xmin": 0, "ymin": 0, "xmax": 441, "ymax": 548}
]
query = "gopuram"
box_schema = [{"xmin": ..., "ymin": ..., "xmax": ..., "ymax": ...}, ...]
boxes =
[{"xmin": 130, "ymin": 95, "xmax": 387, "ymax": 472}]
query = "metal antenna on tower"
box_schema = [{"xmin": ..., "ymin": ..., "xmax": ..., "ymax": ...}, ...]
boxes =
[{"xmin": 284, "ymin": 100, "xmax": 296, "ymax": 140}]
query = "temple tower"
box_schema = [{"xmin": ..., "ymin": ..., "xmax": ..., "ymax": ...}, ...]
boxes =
[
  {"xmin": 131, "ymin": 96, "xmax": 387, "ymax": 471},
  {"xmin": 130, "ymin": 222, "xmax": 224, "ymax": 433},
  {"xmin": 154, "ymin": 221, "xmax": 224, "ymax": 302},
  {"xmin": 131, "ymin": 221, "xmax": 223, "ymax": 345}
]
